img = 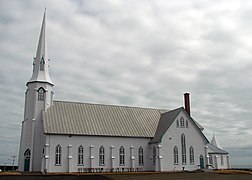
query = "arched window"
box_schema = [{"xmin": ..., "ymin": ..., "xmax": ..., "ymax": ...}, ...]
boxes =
[
  {"xmin": 174, "ymin": 146, "xmax": 178, "ymax": 164},
  {"xmin": 189, "ymin": 146, "xmax": 194, "ymax": 164},
  {"xmin": 24, "ymin": 149, "xmax": 31, "ymax": 157},
  {"xmin": 181, "ymin": 134, "xmax": 186, "ymax": 164},
  {"xmin": 78, "ymin": 145, "xmax": 84, "ymax": 166},
  {"xmin": 119, "ymin": 146, "xmax": 125, "ymax": 166},
  {"xmin": 139, "ymin": 147, "xmax": 144, "ymax": 166},
  {"xmin": 153, "ymin": 146, "xmax": 156, "ymax": 165},
  {"xmin": 186, "ymin": 120, "xmax": 189, "ymax": 128},
  {"xmin": 40, "ymin": 57, "xmax": 45, "ymax": 71},
  {"xmin": 99, "ymin": 146, "xmax": 105, "ymax": 166},
  {"xmin": 55, "ymin": 145, "xmax": 61, "ymax": 166},
  {"xmin": 209, "ymin": 154, "xmax": 213, "ymax": 165},
  {"xmin": 176, "ymin": 119, "xmax": 179, "ymax": 127},
  {"xmin": 180, "ymin": 117, "xmax": 185, "ymax": 127},
  {"xmin": 221, "ymin": 155, "xmax": 224, "ymax": 165},
  {"xmin": 38, "ymin": 88, "xmax": 45, "ymax": 101}
]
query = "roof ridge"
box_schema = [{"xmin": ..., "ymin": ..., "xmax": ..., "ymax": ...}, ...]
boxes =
[
  {"xmin": 53, "ymin": 100, "xmax": 169, "ymax": 111},
  {"xmin": 160, "ymin": 106, "xmax": 183, "ymax": 115}
]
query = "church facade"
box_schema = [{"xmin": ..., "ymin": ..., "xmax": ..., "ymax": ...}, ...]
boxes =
[{"xmin": 18, "ymin": 12, "xmax": 230, "ymax": 172}]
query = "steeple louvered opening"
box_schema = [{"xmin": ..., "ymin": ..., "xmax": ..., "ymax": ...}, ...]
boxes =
[{"xmin": 40, "ymin": 57, "xmax": 45, "ymax": 71}]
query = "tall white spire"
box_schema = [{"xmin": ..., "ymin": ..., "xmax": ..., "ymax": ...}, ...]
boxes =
[{"xmin": 27, "ymin": 9, "xmax": 53, "ymax": 85}]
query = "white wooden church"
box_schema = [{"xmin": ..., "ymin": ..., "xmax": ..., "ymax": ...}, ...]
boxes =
[{"xmin": 18, "ymin": 11, "xmax": 230, "ymax": 173}]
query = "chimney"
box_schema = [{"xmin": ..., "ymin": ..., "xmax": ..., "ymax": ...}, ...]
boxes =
[{"xmin": 184, "ymin": 93, "xmax": 190, "ymax": 116}]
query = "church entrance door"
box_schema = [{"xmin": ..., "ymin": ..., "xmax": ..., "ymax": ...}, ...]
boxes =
[{"xmin": 24, "ymin": 149, "xmax": 31, "ymax": 171}]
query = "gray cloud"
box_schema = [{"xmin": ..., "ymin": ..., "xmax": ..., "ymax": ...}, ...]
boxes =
[{"xmin": 0, "ymin": 0, "xmax": 251, "ymax": 167}]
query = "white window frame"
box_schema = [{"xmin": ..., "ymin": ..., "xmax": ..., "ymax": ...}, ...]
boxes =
[
  {"xmin": 221, "ymin": 154, "xmax": 224, "ymax": 165},
  {"xmin": 189, "ymin": 146, "xmax": 194, "ymax": 164},
  {"xmin": 181, "ymin": 134, "xmax": 186, "ymax": 164},
  {"xmin": 139, "ymin": 147, "xmax": 144, "ymax": 166},
  {"xmin": 78, "ymin": 145, "xmax": 84, "ymax": 166},
  {"xmin": 119, "ymin": 146, "xmax": 125, "ymax": 166},
  {"xmin": 99, "ymin": 146, "xmax": 105, "ymax": 166},
  {"xmin": 38, "ymin": 88, "xmax": 45, "ymax": 101},
  {"xmin": 180, "ymin": 117, "xmax": 185, "ymax": 128},
  {"xmin": 55, "ymin": 145, "xmax": 61, "ymax": 166},
  {"xmin": 153, "ymin": 146, "xmax": 156, "ymax": 165},
  {"xmin": 174, "ymin": 146, "xmax": 179, "ymax": 165}
]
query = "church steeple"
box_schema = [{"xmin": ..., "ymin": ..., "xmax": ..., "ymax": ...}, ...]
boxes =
[
  {"xmin": 19, "ymin": 10, "xmax": 54, "ymax": 171},
  {"xmin": 27, "ymin": 9, "xmax": 53, "ymax": 85}
]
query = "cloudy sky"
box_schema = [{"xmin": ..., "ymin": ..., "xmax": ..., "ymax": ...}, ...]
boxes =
[{"xmin": 0, "ymin": 0, "xmax": 252, "ymax": 168}]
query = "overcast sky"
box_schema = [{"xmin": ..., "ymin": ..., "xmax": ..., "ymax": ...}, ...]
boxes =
[{"xmin": 0, "ymin": 0, "xmax": 252, "ymax": 168}]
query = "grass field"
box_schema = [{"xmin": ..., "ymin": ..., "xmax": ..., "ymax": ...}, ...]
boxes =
[{"xmin": 0, "ymin": 170, "xmax": 251, "ymax": 180}]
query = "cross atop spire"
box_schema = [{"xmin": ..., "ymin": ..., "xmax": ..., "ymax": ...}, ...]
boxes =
[{"xmin": 27, "ymin": 10, "xmax": 53, "ymax": 86}]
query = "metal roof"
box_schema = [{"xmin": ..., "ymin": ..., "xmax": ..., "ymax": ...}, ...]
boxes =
[
  {"xmin": 207, "ymin": 143, "xmax": 229, "ymax": 154},
  {"xmin": 149, "ymin": 107, "xmax": 182, "ymax": 144},
  {"xmin": 43, "ymin": 101, "xmax": 168, "ymax": 137}
]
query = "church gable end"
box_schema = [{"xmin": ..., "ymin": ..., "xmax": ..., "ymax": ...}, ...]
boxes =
[
  {"xmin": 156, "ymin": 110, "xmax": 209, "ymax": 171},
  {"xmin": 149, "ymin": 107, "xmax": 208, "ymax": 144}
]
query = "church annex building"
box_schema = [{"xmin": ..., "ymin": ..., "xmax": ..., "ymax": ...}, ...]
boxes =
[{"xmin": 18, "ymin": 11, "xmax": 230, "ymax": 173}]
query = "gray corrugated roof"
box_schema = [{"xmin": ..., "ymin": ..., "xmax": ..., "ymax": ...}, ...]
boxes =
[
  {"xmin": 149, "ymin": 107, "xmax": 182, "ymax": 144},
  {"xmin": 207, "ymin": 143, "xmax": 229, "ymax": 154},
  {"xmin": 149, "ymin": 107, "xmax": 209, "ymax": 144},
  {"xmin": 192, "ymin": 117, "xmax": 204, "ymax": 130},
  {"xmin": 43, "ymin": 101, "xmax": 168, "ymax": 137}
]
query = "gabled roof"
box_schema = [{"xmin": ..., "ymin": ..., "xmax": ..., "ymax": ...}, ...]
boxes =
[
  {"xmin": 207, "ymin": 143, "xmax": 228, "ymax": 154},
  {"xmin": 43, "ymin": 101, "xmax": 168, "ymax": 137},
  {"xmin": 192, "ymin": 117, "xmax": 204, "ymax": 131},
  {"xmin": 149, "ymin": 107, "xmax": 209, "ymax": 144},
  {"xmin": 149, "ymin": 107, "xmax": 182, "ymax": 144}
]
